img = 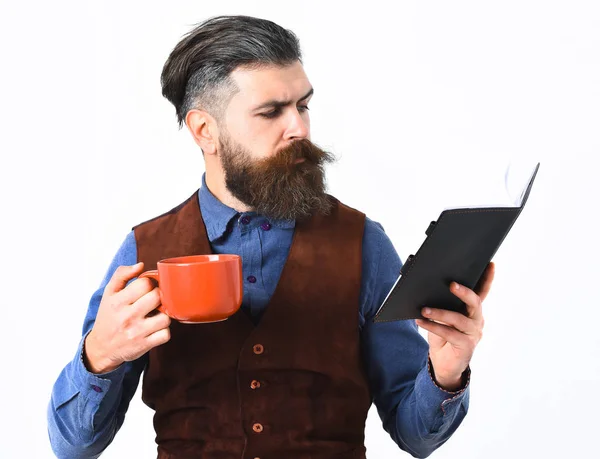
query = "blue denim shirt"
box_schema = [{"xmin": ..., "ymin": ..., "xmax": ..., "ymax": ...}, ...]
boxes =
[{"xmin": 48, "ymin": 174, "xmax": 469, "ymax": 458}]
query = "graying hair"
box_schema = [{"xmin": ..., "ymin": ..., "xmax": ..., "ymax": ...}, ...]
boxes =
[{"xmin": 161, "ymin": 15, "xmax": 303, "ymax": 128}]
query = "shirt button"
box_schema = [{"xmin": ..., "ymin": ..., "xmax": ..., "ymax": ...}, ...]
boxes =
[
  {"xmin": 247, "ymin": 275, "xmax": 257, "ymax": 283},
  {"xmin": 253, "ymin": 344, "xmax": 264, "ymax": 355},
  {"xmin": 260, "ymin": 222, "xmax": 272, "ymax": 231},
  {"xmin": 91, "ymin": 385, "xmax": 103, "ymax": 393},
  {"xmin": 252, "ymin": 423, "xmax": 264, "ymax": 433},
  {"xmin": 240, "ymin": 216, "xmax": 251, "ymax": 225},
  {"xmin": 250, "ymin": 380, "xmax": 261, "ymax": 389}
]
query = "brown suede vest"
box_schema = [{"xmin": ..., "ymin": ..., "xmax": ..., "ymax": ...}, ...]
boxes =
[{"xmin": 133, "ymin": 190, "xmax": 371, "ymax": 459}]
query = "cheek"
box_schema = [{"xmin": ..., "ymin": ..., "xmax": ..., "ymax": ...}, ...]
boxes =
[
  {"xmin": 225, "ymin": 118, "xmax": 262, "ymax": 150},
  {"xmin": 227, "ymin": 117, "xmax": 253, "ymax": 140},
  {"xmin": 230, "ymin": 132, "xmax": 273, "ymax": 162},
  {"xmin": 247, "ymin": 121, "xmax": 287, "ymax": 155}
]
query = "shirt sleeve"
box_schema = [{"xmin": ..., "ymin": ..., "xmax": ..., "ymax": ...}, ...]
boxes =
[
  {"xmin": 359, "ymin": 218, "xmax": 470, "ymax": 458},
  {"xmin": 47, "ymin": 231, "xmax": 147, "ymax": 459}
]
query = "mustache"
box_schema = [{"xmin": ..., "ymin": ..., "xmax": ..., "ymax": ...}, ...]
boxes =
[{"xmin": 266, "ymin": 138, "xmax": 336, "ymax": 168}]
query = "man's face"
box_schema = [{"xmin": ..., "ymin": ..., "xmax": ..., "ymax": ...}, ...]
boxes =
[
  {"xmin": 224, "ymin": 60, "xmax": 313, "ymax": 158},
  {"xmin": 217, "ymin": 61, "xmax": 335, "ymax": 221}
]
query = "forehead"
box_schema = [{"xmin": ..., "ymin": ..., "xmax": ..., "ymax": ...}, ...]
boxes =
[{"xmin": 228, "ymin": 61, "xmax": 312, "ymax": 105}]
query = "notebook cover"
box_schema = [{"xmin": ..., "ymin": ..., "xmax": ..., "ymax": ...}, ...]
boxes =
[{"xmin": 373, "ymin": 163, "xmax": 540, "ymax": 322}]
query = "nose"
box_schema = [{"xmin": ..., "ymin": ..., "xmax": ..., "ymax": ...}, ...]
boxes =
[{"xmin": 283, "ymin": 108, "xmax": 310, "ymax": 141}]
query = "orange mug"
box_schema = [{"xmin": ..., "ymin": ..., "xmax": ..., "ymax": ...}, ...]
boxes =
[{"xmin": 139, "ymin": 254, "xmax": 243, "ymax": 323}]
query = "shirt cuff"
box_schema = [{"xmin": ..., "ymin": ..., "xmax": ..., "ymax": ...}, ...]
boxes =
[
  {"xmin": 414, "ymin": 358, "xmax": 470, "ymax": 430},
  {"xmin": 427, "ymin": 358, "xmax": 471, "ymax": 398},
  {"xmin": 71, "ymin": 331, "xmax": 127, "ymax": 404}
]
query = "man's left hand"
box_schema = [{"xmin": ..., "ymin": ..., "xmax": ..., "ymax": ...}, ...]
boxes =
[{"xmin": 415, "ymin": 262, "xmax": 495, "ymax": 391}]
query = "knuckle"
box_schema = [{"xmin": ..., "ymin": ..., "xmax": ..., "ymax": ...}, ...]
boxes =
[
  {"xmin": 154, "ymin": 328, "xmax": 170, "ymax": 346},
  {"xmin": 469, "ymin": 335, "xmax": 480, "ymax": 348},
  {"xmin": 136, "ymin": 277, "xmax": 154, "ymax": 293},
  {"xmin": 144, "ymin": 278, "xmax": 157, "ymax": 291},
  {"xmin": 121, "ymin": 314, "xmax": 136, "ymax": 332},
  {"xmin": 124, "ymin": 326, "xmax": 137, "ymax": 342},
  {"xmin": 151, "ymin": 287, "xmax": 162, "ymax": 302}
]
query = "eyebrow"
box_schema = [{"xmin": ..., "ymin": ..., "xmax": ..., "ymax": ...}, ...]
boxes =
[{"xmin": 252, "ymin": 87, "xmax": 314, "ymax": 112}]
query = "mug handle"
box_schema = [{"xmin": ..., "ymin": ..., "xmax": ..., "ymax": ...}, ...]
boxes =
[{"xmin": 139, "ymin": 270, "xmax": 166, "ymax": 314}]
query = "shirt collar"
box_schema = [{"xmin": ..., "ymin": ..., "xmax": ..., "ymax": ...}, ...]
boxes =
[
  {"xmin": 198, "ymin": 173, "xmax": 239, "ymax": 242},
  {"xmin": 198, "ymin": 173, "xmax": 295, "ymax": 242}
]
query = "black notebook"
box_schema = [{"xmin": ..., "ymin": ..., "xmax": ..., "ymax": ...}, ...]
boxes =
[{"xmin": 373, "ymin": 162, "xmax": 540, "ymax": 323}]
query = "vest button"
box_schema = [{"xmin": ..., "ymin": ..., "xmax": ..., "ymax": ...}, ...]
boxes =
[
  {"xmin": 252, "ymin": 423, "xmax": 263, "ymax": 433},
  {"xmin": 253, "ymin": 344, "xmax": 264, "ymax": 355},
  {"xmin": 250, "ymin": 380, "xmax": 261, "ymax": 389}
]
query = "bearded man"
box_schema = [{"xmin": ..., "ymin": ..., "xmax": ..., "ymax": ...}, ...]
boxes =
[{"xmin": 48, "ymin": 15, "xmax": 494, "ymax": 459}]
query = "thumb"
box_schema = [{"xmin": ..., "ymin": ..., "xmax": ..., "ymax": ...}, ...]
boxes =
[{"xmin": 105, "ymin": 262, "xmax": 145, "ymax": 295}]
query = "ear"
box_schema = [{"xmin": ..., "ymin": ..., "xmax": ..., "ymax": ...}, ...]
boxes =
[{"xmin": 185, "ymin": 109, "xmax": 219, "ymax": 156}]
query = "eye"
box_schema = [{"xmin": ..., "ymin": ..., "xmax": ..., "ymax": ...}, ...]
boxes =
[
  {"xmin": 298, "ymin": 105, "xmax": 310, "ymax": 113},
  {"xmin": 259, "ymin": 108, "xmax": 281, "ymax": 119}
]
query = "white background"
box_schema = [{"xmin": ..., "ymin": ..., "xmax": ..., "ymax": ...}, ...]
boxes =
[{"xmin": 0, "ymin": 0, "xmax": 599, "ymax": 458}]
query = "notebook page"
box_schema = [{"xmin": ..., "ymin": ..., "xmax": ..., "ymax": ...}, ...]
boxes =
[{"xmin": 443, "ymin": 161, "xmax": 538, "ymax": 210}]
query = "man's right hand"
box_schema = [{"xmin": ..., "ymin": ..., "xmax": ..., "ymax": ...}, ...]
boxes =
[{"xmin": 84, "ymin": 262, "xmax": 171, "ymax": 374}]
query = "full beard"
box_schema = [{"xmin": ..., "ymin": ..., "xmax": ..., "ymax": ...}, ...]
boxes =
[{"xmin": 219, "ymin": 136, "xmax": 336, "ymax": 221}]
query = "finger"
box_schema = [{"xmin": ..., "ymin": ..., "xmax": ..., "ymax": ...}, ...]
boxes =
[
  {"xmin": 474, "ymin": 262, "xmax": 495, "ymax": 302},
  {"xmin": 415, "ymin": 319, "xmax": 471, "ymax": 348},
  {"xmin": 105, "ymin": 262, "xmax": 145, "ymax": 295},
  {"xmin": 117, "ymin": 276, "xmax": 156, "ymax": 306},
  {"xmin": 450, "ymin": 282, "xmax": 483, "ymax": 322},
  {"xmin": 142, "ymin": 311, "xmax": 171, "ymax": 336},
  {"xmin": 421, "ymin": 307, "xmax": 478, "ymax": 335},
  {"xmin": 131, "ymin": 286, "xmax": 162, "ymax": 317},
  {"xmin": 145, "ymin": 327, "xmax": 171, "ymax": 350}
]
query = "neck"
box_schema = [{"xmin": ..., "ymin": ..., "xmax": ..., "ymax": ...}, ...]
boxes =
[{"xmin": 205, "ymin": 161, "xmax": 253, "ymax": 213}]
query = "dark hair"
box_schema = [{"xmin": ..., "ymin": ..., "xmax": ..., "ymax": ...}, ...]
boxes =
[{"xmin": 161, "ymin": 15, "xmax": 303, "ymax": 128}]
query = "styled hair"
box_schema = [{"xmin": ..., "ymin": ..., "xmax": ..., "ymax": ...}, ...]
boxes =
[{"xmin": 161, "ymin": 15, "xmax": 303, "ymax": 128}]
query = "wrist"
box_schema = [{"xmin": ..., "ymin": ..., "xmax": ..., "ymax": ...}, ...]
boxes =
[
  {"xmin": 434, "ymin": 373, "xmax": 463, "ymax": 392},
  {"xmin": 428, "ymin": 358, "xmax": 469, "ymax": 392},
  {"xmin": 83, "ymin": 331, "xmax": 121, "ymax": 374}
]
